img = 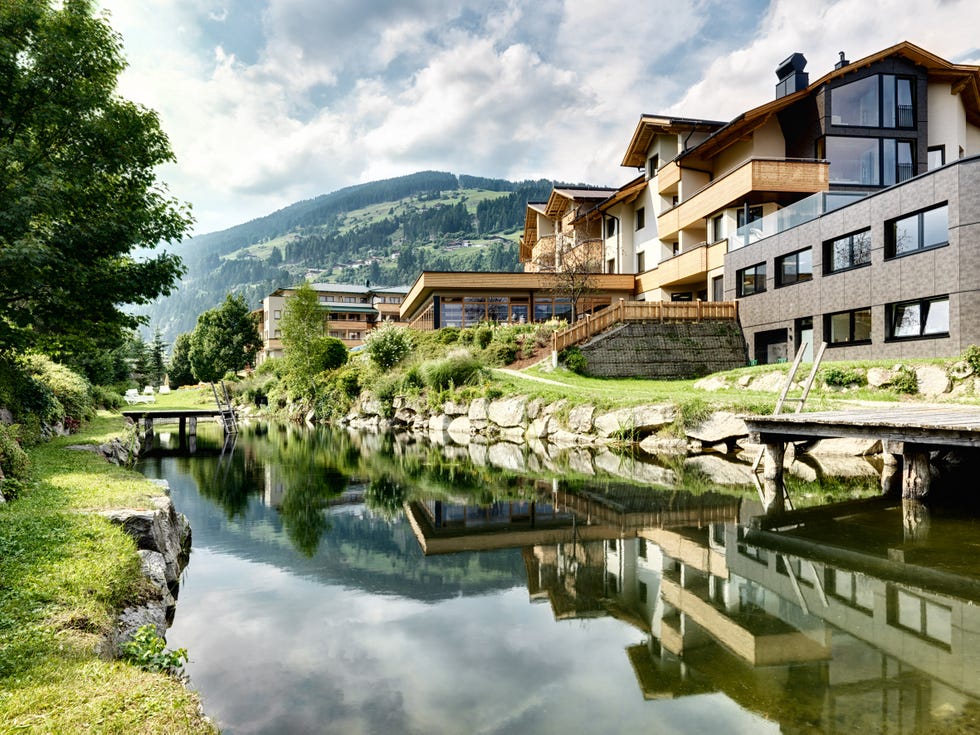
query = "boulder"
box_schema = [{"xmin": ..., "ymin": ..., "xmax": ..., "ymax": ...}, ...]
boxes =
[
  {"xmin": 488, "ymin": 396, "xmax": 528, "ymax": 428},
  {"xmin": 747, "ymin": 372, "xmax": 788, "ymax": 393},
  {"xmin": 915, "ymin": 365, "xmax": 951, "ymax": 395},
  {"xmin": 638, "ymin": 435, "xmax": 689, "ymax": 455},
  {"xmin": 526, "ymin": 416, "xmax": 554, "ymax": 440},
  {"xmin": 447, "ymin": 416, "xmax": 472, "ymax": 444},
  {"xmin": 488, "ymin": 442, "xmax": 526, "ymax": 472},
  {"xmin": 809, "ymin": 455, "xmax": 880, "ymax": 478},
  {"xmin": 428, "ymin": 414, "xmax": 452, "ymax": 432},
  {"xmin": 594, "ymin": 404, "xmax": 675, "ymax": 438},
  {"xmin": 687, "ymin": 411, "xmax": 748, "ymax": 443},
  {"xmin": 949, "ymin": 361, "xmax": 974, "ymax": 380},
  {"xmin": 0, "ymin": 408, "xmax": 13, "ymax": 425},
  {"xmin": 804, "ymin": 437, "xmax": 881, "ymax": 456},
  {"xmin": 567, "ymin": 449, "xmax": 596, "ymax": 475},
  {"xmin": 468, "ymin": 398, "xmax": 490, "ymax": 422},
  {"xmin": 693, "ymin": 376, "xmax": 729, "ymax": 392},
  {"xmin": 467, "ymin": 443, "xmax": 489, "ymax": 466},
  {"xmin": 567, "ymin": 405, "xmax": 595, "ymax": 434},
  {"xmin": 595, "ymin": 451, "xmax": 677, "ymax": 485},
  {"xmin": 866, "ymin": 367, "xmax": 894, "ymax": 388},
  {"xmin": 442, "ymin": 400, "xmax": 469, "ymax": 417},
  {"xmin": 525, "ymin": 399, "xmax": 544, "ymax": 421}
]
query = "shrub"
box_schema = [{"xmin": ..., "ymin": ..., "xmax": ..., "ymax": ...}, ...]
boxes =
[
  {"xmin": 822, "ymin": 365, "xmax": 865, "ymax": 388},
  {"xmin": 365, "ymin": 323, "xmax": 414, "ymax": 371},
  {"xmin": 401, "ymin": 365, "xmax": 425, "ymax": 393},
  {"xmin": 0, "ymin": 423, "xmax": 30, "ymax": 482},
  {"xmin": 482, "ymin": 341, "xmax": 518, "ymax": 367},
  {"xmin": 892, "ymin": 365, "xmax": 919, "ymax": 394},
  {"xmin": 372, "ymin": 374, "xmax": 401, "ymax": 418},
  {"xmin": 90, "ymin": 385, "xmax": 124, "ymax": 410},
  {"xmin": 121, "ymin": 625, "xmax": 188, "ymax": 675},
  {"xmin": 0, "ymin": 355, "xmax": 62, "ymax": 423},
  {"xmin": 559, "ymin": 347, "xmax": 588, "ymax": 375},
  {"xmin": 963, "ymin": 345, "xmax": 980, "ymax": 375},
  {"xmin": 473, "ymin": 326, "xmax": 493, "ymax": 349},
  {"xmin": 420, "ymin": 351, "xmax": 486, "ymax": 390},
  {"xmin": 24, "ymin": 354, "xmax": 94, "ymax": 423},
  {"xmin": 437, "ymin": 327, "xmax": 460, "ymax": 344}
]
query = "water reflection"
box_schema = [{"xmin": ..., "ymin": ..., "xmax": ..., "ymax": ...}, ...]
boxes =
[{"xmin": 139, "ymin": 423, "xmax": 980, "ymax": 734}]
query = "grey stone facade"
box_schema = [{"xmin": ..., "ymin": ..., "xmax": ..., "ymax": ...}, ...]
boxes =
[
  {"xmin": 580, "ymin": 321, "xmax": 748, "ymax": 379},
  {"xmin": 726, "ymin": 156, "xmax": 980, "ymax": 363}
]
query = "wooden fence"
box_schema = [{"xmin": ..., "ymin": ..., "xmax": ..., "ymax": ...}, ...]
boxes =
[{"xmin": 552, "ymin": 300, "xmax": 739, "ymax": 353}]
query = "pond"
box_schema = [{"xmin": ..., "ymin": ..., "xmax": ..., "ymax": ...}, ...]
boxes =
[{"xmin": 137, "ymin": 423, "xmax": 980, "ymax": 734}]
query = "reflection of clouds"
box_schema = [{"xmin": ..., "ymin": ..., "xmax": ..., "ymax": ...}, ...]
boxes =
[{"xmin": 169, "ymin": 551, "xmax": 773, "ymax": 734}]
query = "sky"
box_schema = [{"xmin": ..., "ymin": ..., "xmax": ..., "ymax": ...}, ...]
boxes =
[{"xmin": 95, "ymin": 0, "xmax": 980, "ymax": 236}]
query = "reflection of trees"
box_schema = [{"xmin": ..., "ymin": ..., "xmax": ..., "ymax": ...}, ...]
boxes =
[
  {"xmin": 364, "ymin": 475, "xmax": 407, "ymax": 523},
  {"xmin": 184, "ymin": 445, "xmax": 265, "ymax": 519},
  {"xmin": 279, "ymin": 469, "xmax": 347, "ymax": 557}
]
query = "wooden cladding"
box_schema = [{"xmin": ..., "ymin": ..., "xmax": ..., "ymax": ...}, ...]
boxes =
[
  {"xmin": 657, "ymin": 158, "xmax": 829, "ymax": 241},
  {"xmin": 656, "ymin": 160, "xmax": 681, "ymax": 195},
  {"xmin": 553, "ymin": 299, "xmax": 738, "ymax": 352},
  {"xmin": 635, "ymin": 241, "xmax": 727, "ymax": 293}
]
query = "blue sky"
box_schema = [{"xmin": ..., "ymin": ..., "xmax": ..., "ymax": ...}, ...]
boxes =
[{"xmin": 97, "ymin": 0, "xmax": 980, "ymax": 235}]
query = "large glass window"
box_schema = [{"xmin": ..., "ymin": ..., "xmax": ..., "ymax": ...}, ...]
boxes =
[
  {"xmin": 886, "ymin": 204, "xmax": 948, "ymax": 257},
  {"xmin": 825, "ymin": 229, "xmax": 871, "ymax": 273},
  {"xmin": 775, "ymin": 248, "xmax": 812, "ymax": 287},
  {"xmin": 831, "ymin": 74, "xmax": 916, "ymax": 129},
  {"xmin": 736, "ymin": 263, "xmax": 766, "ymax": 297},
  {"xmin": 888, "ymin": 586, "xmax": 952, "ymax": 647},
  {"xmin": 825, "ymin": 307, "xmax": 872, "ymax": 345},
  {"xmin": 888, "ymin": 296, "xmax": 949, "ymax": 339},
  {"xmin": 824, "ymin": 136, "xmax": 914, "ymax": 185}
]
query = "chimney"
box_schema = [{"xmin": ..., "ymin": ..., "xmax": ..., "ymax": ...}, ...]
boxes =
[
  {"xmin": 835, "ymin": 51, "xmax": 850, "ymax": 70},
  {"xmin": 775, "ymin": 52, "xmax": 808, "ymax": 99}
]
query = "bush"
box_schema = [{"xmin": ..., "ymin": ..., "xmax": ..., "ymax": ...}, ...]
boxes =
[
  {"xmin": 121, "ymin": 625, "xmax": 188, "ymax": 675},
  {"xmin": 401, "ymin": 365, "xmax": 425, "ymax": 393},
  {"xmin": 0, "ymin": 355, "xmax": 61, "ymax": 423},
  {"xmin": 482, "ymin": 341, "xmax": 518, "ymax": 367},
  {"xmin": 474, "ymin": 326, "xmax": 493, "ymax": 349},
  {"xmin": 0, "ymin": 423, "xmax": 30, "ymax": 482},
  {"xmin": 420, "ymin": 351, "xmax": 486, "ymax": 390},
  {"xmin": 437, "ymin": 327, "xmax": 460, "ymax": 344},
  {"xmin": 892, "ymin": 365, "xmax": 919, "ymax": 394},
  {"xmin": 90, "ymin": 385, "xmax": 124, "ymax": 410},
  {"xmin": 24, "ymin": 354, "xmax": 94, "ymax": 423},
  {"xmin": 559, "ymin": 347, "xmax": 588, "ymax": 375},
  {"xmin": 365, "ymin": 323, "xmax": 414, "ymax": 371},
  {"xmin": 963, "ymin": 345, "xmax": 980, "ymax": 374},
  {"xmin": 822, "ymin": 365, "xmax": 865, "ymax": 388}
]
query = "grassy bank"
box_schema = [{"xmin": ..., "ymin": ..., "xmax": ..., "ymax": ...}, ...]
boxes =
[{"xmin": 0, "ymin": 413, "xmax": 216, "ymax": 734}]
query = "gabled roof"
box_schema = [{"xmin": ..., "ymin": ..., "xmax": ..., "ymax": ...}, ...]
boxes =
[
  {"xmin": 598, "ymin": 175, "xmax": 647, "ymax": 212},
  {"xmin": 683, "ymin": 41, "xmax": 980, "ymax": 161},
  {"xmin": 544, "ymin": 186, "xmax": 619, "ymax": 217},
  {"xmin": 621, "ymin": 115, "xmax": 727, "ymax": 168}
]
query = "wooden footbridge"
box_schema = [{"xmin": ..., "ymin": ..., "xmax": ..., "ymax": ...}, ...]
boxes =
[
  {"xmin": 744, "ymin": 404, "xmax": 980, "ymax": 511},
  {"xmin": 121, "ymin": 383, "xmax": 238, "ymax": 450}
]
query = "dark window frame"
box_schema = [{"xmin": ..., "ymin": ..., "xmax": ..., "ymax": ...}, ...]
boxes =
[
  {"xmin": 820, "ymin": 135, "xmax": 916, "ymax": 186},
  {"xmin": 736, "ymin": 262, "xmax": 766, "ymax": 297},
  {"xmin": 824, "ymin": 228, "xmax": 872, "ymax": 274},
  {"xmin": 635, "ymin": 207, "xmax": 646, "ymax": 231},
  {"xmin": 829, "ymin": 73, "xmax": 917, "ymax": 130},
  {"xmin": 885, "ymin": 295, "xmax": 950, "ymax": 341},
  {"xmin": 824, "ymin": 306, "xmax": 872, "ymax": 346},
  {"xmin": 775, "ymin": 247, "xmax": 813, "ymax": 288},
  {"xmin": 884, "ymin": 203, "xmax": 948, "ymax": 259}
]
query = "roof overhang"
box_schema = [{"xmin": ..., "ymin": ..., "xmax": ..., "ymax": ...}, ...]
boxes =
[
  {"xmin": 599, "ymin": 175, "xmax": 647, "ymax": 212},
  {"xmin": 621, "ymin": 115, "xmax": 727, "ymax": 168}
]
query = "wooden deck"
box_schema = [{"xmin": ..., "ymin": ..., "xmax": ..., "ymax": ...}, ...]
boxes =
[{"xmin": 744, "ymin": 405, "xmax": 980, "ymax": 448}]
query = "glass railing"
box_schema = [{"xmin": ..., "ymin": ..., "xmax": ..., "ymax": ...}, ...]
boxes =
[{"xmin": 728, "ymin": 190, "xmax": 868, "ymax": 250}]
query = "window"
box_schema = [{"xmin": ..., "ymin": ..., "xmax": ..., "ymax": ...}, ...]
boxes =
[
  {"xmin": 647, "ymin": 154, "xmax": 659, "ymax": 179},
  {"xmin": 775, "ymin": 248, "xmax": 812, "ymax": 287},
  {"xmin": 888, "ymin": 586, "xmax": 952, "ymax": 647},
  {"xmin": 825, "ymin": 229, "xmax": 871, "ymax": 273},
  {"xmin": 737, "ymin": 206, "xmax": 763, "ymax": 229},
  {"xmin": 736, "ymin": 263, "xmax": 766, "ymax": 297},
  {"xmin": 886, "ymin": 204, "xmax": 948, "ymax": 258},
  {"xmin": 273, "ymin": 309, "xmax": 282, "ymax": 320},
  {"xmin": 825, "ymin": 307, "xmax": 872, "ymax": 345},
  {"xmin": 928, "ymin": 145, "xmax": 945, "ymax": 170},
  {"xmin": 828, "ymin": 569, "xmax": 874, "ymax": 614},
  {"xmin": 711, "ymin": 275, "xmax": 724, "ymax": 302},
  {"xmin": 605, "ymin": 218, "xmax": 615, "ymax": 238},
  {"xmin": 635, "ymin": 207, "xmax": 646, "ymax": 231},
  {"xmin": 710, "ymin": 213, "xmax": 724, "ymax": 242},
  {"xmin": 830, "ymin": 74, "xmax": 915, "ymax": 128},
  {"xmin": 823, "ymin": 136, "xmax": 914, "ymax": 185},
  {"xmin": 636, "ymin": 252, "xmax": 645, "ymax": 272},
  {"xmin": 887, "ymin": 296, "xmax": 949, "ymax": 340}
]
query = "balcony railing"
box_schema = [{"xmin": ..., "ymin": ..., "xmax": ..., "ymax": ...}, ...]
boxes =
[{"xmin": 728, "ymin": 189, "xmax": 868, "ymax": 250}]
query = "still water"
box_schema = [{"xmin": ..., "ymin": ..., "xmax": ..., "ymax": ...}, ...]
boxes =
[{"xmin": 138, "ymin": 423, "xmax": 980, "ymax": 734}]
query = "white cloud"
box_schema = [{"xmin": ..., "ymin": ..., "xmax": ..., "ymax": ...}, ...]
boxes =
[{"xmin": 96, "ymin": 0, "xmax": 980, "ymax": 235}]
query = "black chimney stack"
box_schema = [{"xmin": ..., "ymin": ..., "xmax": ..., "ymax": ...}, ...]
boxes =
[
  {"xmin": 834, "ymin": 51, "xmax": 850, "ymax": 70},
  {"xmin": 775, "ymin": 52, "xmax": 808, "ymax": 98}
]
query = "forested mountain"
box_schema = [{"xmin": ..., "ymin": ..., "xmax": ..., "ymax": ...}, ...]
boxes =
[{"xmin": 145, "ymin": 171, "xmax": 560, "ymax": 345}]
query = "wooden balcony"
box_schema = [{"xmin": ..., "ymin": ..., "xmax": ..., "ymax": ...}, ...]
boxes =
[
  {"xmin": 531, "ymin": 234, "xmax": 556, "ymax": 263},
  {"xmin": 656, "ymin": 158, "xmax": 829, "ymax": 241},
  {"xmin": 635, "ymin": 240, "xmax": 727, "ymax": 293},
  {"xmin": 656, "ymin": 160, "xmax": 681, "ymax": 196}
]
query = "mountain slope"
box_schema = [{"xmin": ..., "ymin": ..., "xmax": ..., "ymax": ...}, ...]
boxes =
[{"xmin": 145, "ymin": 171, "xmax": 557, "ymax": 345}]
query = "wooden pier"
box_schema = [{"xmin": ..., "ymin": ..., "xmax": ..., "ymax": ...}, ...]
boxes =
[
  {"xmin": 743, "ymin": 405, "xmax": 980, "ymax": 510},
  {"xmin": 121, "ymin": 408, "xmax": 229, "ymax": 451}
]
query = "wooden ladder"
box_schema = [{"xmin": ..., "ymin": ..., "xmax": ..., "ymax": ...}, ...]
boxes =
[
  {"xmin": 749, "ymin": 341, "xmax": 827, "ymax": 509},
  {"xmin": 211, "ymin": 381, "xmax": 238, "ymax": 434}
]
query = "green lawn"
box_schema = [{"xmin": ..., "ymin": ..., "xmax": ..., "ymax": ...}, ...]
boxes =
[{"xmin": 0, "ymin": 413, "xmax": 216, "ymax": 734}]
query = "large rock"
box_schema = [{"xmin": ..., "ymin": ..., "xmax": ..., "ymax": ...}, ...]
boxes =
[
  {"xmin": 567, "ymin": 405, "xmax": 595, "ymax": 434},
  {"xmin": 805, "ymin": 437, "xmax": 881, "ymax": 456},
  {"xmin": 442, "ymin": 400, "xmax": 469, "ymax": 416},
  {"xmin": 526, "ymin": 416, "xmax": 554, "ymax": 440},
  {"xmin": 687, "ymin": 411, "xmax": 748, "ymax": 443},
  {"xmin": 638, "ymin": 435, "xmax": 690, "ymax": 455},
  {"xmin": 747, "ymin": 372, "xmax": 789, "ymax": 393},
  {"xmin": 595, "ymin": 451, "xmax": 677, "ymax": 485},
  {"xmin": 693, "ymin": 376, "xmax": 729, "ymax": 392},
  {"xmin": 915, "ymin": 365, "xmax": 951, "ymax": 395},
  {"xmin": 488, "ymin": 442, "xmax": 526, "ymax": 472},
  {"xmin": 488, "ymin": 396, "xmax": 528, "ymax": 428},
  {"xmin": 594, "ymin": 404, "xmax": 675, "ymax": 438},
  {"xmin": 100, "ymin": 496, "xmax": 188, "ymax": 584},
  {"xmin": 0, "ymin": 408, "xmax": 13, "ymax": 425},
  {"xmin": 448, "ymin": 416, "xmax": 472, "ymax": 444},
  {"xmin": 468, "ymin": 398, "xmax": 490, "ymax": 422},
  {"xmin": 866, "ymin": 367, "xmax": 894, "ymax": 388},
  {"xmin": 428, "ymin": 414, "xmax": 452, "ymax": 432}
]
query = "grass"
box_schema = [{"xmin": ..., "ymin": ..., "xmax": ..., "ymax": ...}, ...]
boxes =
[{"xmin": 0, "ymin": 412, "xmax": 216, "ymax": 734}]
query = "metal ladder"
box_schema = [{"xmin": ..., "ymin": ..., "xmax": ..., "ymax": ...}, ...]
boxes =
[
  {"xmin": 749, "ymin": 341, "xmax": 827, "ymax": 509},
  {"xmin": 211, "ymin": 381, "xmax": 238, "ymax": 434}
]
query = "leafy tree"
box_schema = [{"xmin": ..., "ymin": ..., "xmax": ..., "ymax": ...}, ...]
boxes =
[
  {"xmin": 279, "ymin": 282, "xmax": 347, "ymax": 395},
  {"xmin": 0, "ymin": 0, "xmax": 191, "ymax": 359},
  {"xmin": 167, "ymin": 332, "xmax": 195, "ymax": 387},
  {"xmin": 365, "ymin": 322, "xmax": 413, "ymax": 371},
  {"xmin": 188, "ymin": 294, "xmax": 262, "ymax": 383}
]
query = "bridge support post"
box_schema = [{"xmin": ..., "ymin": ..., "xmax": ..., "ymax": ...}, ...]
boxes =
[
  {"xmin": 880, "ymin": 440, "xmax": 903, "ymax": 497},
  {"xmin": 902, "ymin": 445, "xmax": 932, "ymax": 499},
  {"xmin": 761, "ymin": 441, "xmax": 786, "ymax": 515}
]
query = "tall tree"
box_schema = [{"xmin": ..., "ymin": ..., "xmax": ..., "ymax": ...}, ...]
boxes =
[
  {"xmin": 167, "ymin": 332, "xmax": 195, "ymax": 388},
  {"xmin": 279, "ymin": 282, "xmax": 347, "ymax": 396},
  {"xmin": 188, "ymin": 294, "xmax": 262, "ymax": 383},
  {"xmin": 0, "ymin": 0, "xmax": 191, "ymax": 359}
]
